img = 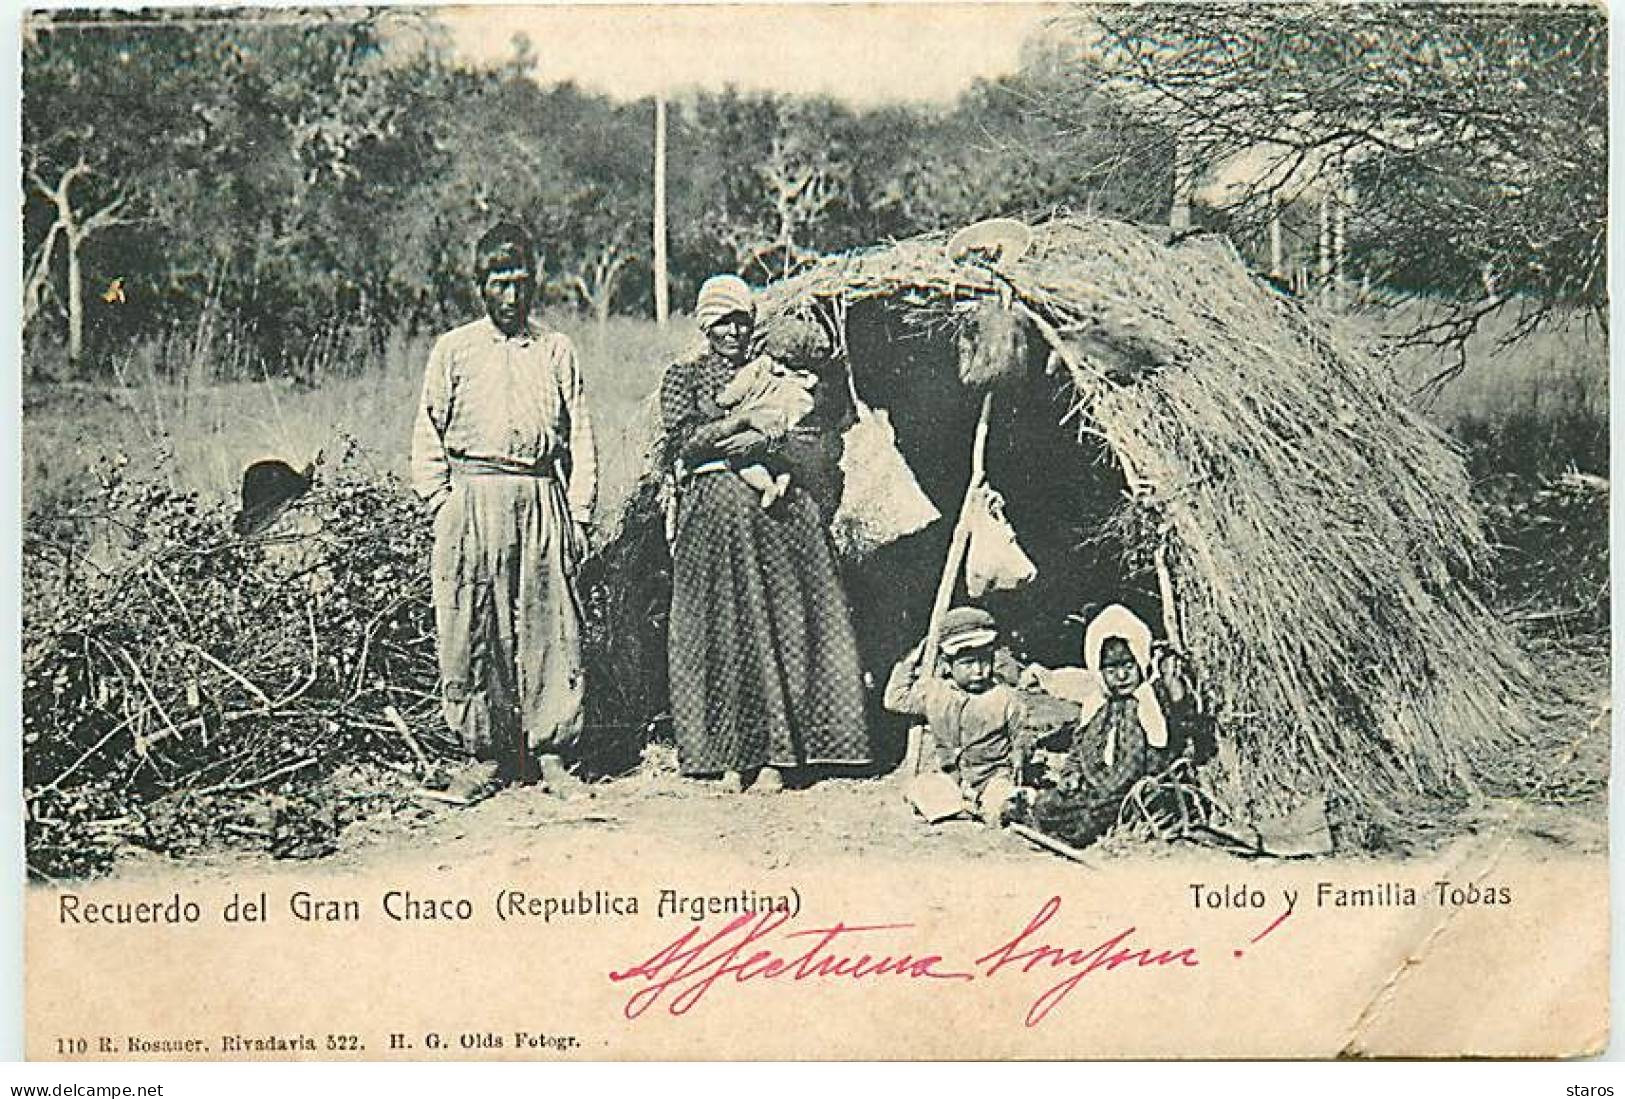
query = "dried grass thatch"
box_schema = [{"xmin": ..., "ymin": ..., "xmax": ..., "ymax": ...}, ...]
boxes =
[{"xmin": 596, "ymin": 214, "xmax": 1532, "ymax": 831}]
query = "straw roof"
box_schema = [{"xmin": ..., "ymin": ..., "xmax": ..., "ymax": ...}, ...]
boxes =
[{"xmin": 608, "ymin": 215, "xmax": 1532, "ymax": 827}]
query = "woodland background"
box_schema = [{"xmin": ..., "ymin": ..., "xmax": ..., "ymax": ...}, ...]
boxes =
[{"xmin": 18, "ymin": 4, "xmax": 1609, "ymax": 875}]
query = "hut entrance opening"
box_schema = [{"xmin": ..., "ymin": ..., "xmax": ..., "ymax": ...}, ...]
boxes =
[{"xmin": 838, "ymin": 299, "xmax": 1166, "ymax": 710}]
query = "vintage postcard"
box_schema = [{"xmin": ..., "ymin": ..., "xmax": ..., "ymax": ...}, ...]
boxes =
[{"xmin": 18, "ymin": 2, "xmax": 1609, "ymax": 1060}]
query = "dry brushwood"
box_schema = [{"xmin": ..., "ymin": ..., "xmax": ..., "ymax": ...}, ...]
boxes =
[
  {"xmin": 23, "ymin": 456, "xmax": 456, "ymax": 877},
  {"xmin": 1478, "ymin": 469, "xmax": 1608, "ymax": 634}
]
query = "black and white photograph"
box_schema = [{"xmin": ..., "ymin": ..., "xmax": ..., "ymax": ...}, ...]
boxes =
[{"xmin": 15, "ymin": 1, "xmax": 1610, "ymax": 1061}]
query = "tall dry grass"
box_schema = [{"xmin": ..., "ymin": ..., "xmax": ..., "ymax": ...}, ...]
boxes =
[
  {"xmin": 23, "ymin": 314, "xmax": 696, "ymax": 527},
  {"xmin": 28, "ymin": 297, "xmax": 1602, "ymax": 522},
  {"xmin": 1376, "ymin": 304, "xmax": 1608, "ymax": 481}
]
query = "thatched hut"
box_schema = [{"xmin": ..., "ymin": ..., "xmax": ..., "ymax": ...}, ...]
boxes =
[{"xmin": 581, "ymin": 214, "xmax": 1530, "ymax": 836}]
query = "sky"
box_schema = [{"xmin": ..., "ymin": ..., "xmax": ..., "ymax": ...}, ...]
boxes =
[{"xmin": 437, "ymin": 3, "xmax": 1062, "ymax": 105}]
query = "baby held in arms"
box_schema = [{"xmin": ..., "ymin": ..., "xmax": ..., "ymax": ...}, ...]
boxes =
[{"xmin": 714, "ymin": 353, "xmax": 818, "ymax": 507}]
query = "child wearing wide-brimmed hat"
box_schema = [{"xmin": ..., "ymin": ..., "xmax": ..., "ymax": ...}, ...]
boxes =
[{"xmin": 883, "ymin": 605, "xmax": 1029, "ymax": 825}]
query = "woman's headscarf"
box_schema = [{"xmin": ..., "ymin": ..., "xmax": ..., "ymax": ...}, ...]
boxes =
[
  {"xmin": 1079, "ymin": 604, "xmax": 1167, "ymax": 762},
  {"xmin": 695, "ymin": 274, "xmax": 756, "ymax": 332}
]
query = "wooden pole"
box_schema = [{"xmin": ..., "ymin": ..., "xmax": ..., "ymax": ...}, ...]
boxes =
[
  {"xmin": 653, "ymin": 95, "xmax": 670, "ymax": 328},
  {"xmin": 1268, "ymin": 200, "xmax": 1284, "ymax": 281},
  {"xmin": 1168, "ymin": 136, "xmax": 1192, "ymax": 232},
  {"xmin": 922, "ymin": 391, "xmax": 994, "ymax": 674},
  {"xmin": 1008, "ymin": 822, "xmax": 1096, "ymax": 867},
  {"xmin": 1152, "ymin": 542, "xmax": 1182, "ymax": 652},
  {"xmin": 902, "ymin": 390, "xmax": 994, "ymax": 778},
  {"xmin": 1332, "ymin": 175, "xmax": 1349, "ymax": 309},
  {"xmin": 1317, "ymin": 189, "xmax": 1333, "ymax": 308}
]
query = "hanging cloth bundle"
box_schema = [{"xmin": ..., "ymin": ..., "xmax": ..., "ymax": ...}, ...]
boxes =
[
  {"xmin": 829, "ymin": 362, "xmax": 940, "ymax": 558},
  {"xmin": 963, "ymin": 483, "xmax": 1036, "ymax": 597}
]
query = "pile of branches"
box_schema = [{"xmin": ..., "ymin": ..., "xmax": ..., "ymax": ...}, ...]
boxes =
[{"xmin": 23, "ymin": 456, "xmax": 456, "ymax": 878}]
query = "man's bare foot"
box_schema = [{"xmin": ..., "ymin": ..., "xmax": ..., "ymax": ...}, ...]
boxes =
[
  {"xmin": 537, "ymin": 754, "xmax": 588, "ymax": 799},
  {"xmin": 749, "ymin": 766, "xmax": 784, "ymax": 794},
  {"xmin": 441, "ymin": 760, "xmax": 500, "ymax": 804}
]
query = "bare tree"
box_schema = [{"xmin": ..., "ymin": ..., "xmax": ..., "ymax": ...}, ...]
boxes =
[
  {"xmin": 567, "ymin": 221, "xmax": 637, "ymax": 333},
  {"xmin": 701, "ymin": 99, "xmax": 854, "ymax": 282},
  {"xmin": 24, "ymin": 142, "xmax": 136, "ymax": 374},
  {"xmin": 750, "ymin": 123, "xmax": 849, "ymax": 279}
]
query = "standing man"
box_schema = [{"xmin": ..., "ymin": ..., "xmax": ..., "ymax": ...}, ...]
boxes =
[{"xmin": 411, "ymin": 221, "xmax": 597, "ymax": 795}]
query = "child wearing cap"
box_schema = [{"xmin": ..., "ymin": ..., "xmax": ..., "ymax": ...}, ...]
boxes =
[{"xmin": 883, "ymin": 606, "xmax": 1029, "ymax": 825}]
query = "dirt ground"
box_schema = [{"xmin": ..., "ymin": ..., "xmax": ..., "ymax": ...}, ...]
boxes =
[
  {"xmin": 102, "ymin": 736, "xmax": 1607, "ymax": 890},
  {"xmin": 80, "ymin": 635, "xmax": 1608, "ymax": 887},
  {"xmin": 107, "ymin": 764, "xmax": 1052, "ymax": 884}
]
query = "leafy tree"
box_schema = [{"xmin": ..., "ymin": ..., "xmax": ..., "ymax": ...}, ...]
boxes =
[
  {"xmin": 22, "ymin": 8, "xmax": 442, "ymax": 378},
  {"xmin": 871, "ymin": 64, "xmax": 1172, "ymax": 235},
  {"xmin": 401, "ymin": 62, "xmax": 655, "ymax": 330},
  {"xmin": 669, "ymin": 92, "xmax": 879, "ymax": 282},
  {"xmin": 1068, "ymin": 2, "xmax": 1606, "ymax": 359},
  {"xmin": 540, "ymin": 87, "xmax": 653, "ymax": 329},
  {"xmin": 22, "ymin": 9, "xmax": 212, "ymax": 374}
]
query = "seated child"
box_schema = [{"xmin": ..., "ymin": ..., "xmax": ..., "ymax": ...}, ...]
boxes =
[
  {"xmin": 884, "ymin": 606, "xmax": 1029, "ymax": 826},
  {"xmin": 714, "ymin": 353, "xmax": 818, "ymax": 507},
  {"xmin": 1024, "ymin": 604, "xmax": 1188, "ymax": 848}
]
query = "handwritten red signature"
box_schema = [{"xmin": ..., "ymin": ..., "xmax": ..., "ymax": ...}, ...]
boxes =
[{"xmin": 607, "ymin": 895, "xmax": 1201, "ymax": 1026}]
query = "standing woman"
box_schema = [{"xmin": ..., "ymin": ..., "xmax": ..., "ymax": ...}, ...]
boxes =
[
  {"xmin": 660, "ymin": 275, "xmax": 871, "ymax": 793},
  {"xmin": 411, "ymin": 221, "xmax": 596, "ymax": 794}
]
